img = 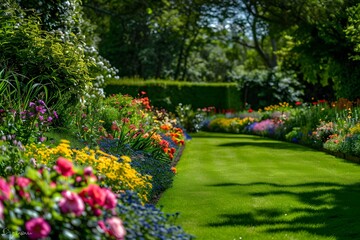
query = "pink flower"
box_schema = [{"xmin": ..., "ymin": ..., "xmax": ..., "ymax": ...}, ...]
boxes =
[
  {"xmin": 0, "ymin": 178, "xmax": 11, "ymax": 200},
  {"xmin": 16, "ymin": 177, "xmax": 31, "ymax": 188},
  {"xmin": 59, "ymin": 191, "xmax": 85, "ymax": 216},
  {"xmin": 0, "ymin": 201, "xmax": 3, "ymax": 219},
  {"xmin": 54, "ymin": 157, "xmax": 75, "ymax": 177},
  {"xmin": 80, "ymin": 184, "xmax": 106, "ymax": 207},
  {"xmin": 106, "ymin": 217, "xmax": 126, "ymax": 240},
  {"xmin": 25, "ymin": 217, "xmax": 51, "ymax": 240},
  {"xmin": 84, "ymin": 166, "xmax": 93, "ymax": 176},
  {"xmin": 104, "ymin": 189, "xmax": 117, "ymax": 210}
]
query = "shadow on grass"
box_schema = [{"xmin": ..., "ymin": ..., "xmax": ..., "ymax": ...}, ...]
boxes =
[
  {"xmin": 217, "ymin": 140, "xmax": 318, "ymax": 152},
  {"xmin": 207, "ymin": 181, "xmax": 360, "ymax": 239},
  {"xmin": 191, "ymin": 133, "xmax": 263, "ymax": 139}
]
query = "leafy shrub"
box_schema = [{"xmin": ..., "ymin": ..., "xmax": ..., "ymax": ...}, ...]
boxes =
[
  {"xmin": 323, "ymin": 134, "xmax": 343, "ymax": 152},
  {"xmin": 285, "ymin": 127, "xmax": 302, "ymax": 143},
  {"xmin": 175, "ymin": 104, "xmax": 212, "ymax": 132},
  {"xmin": 0, "ymin": 6, "xmax": 99, "ymax": 108},
  {"xmin": 117, "ymin": 191, "xmax": 194, "ymax": 240},
  {"xmin": 235, "ymin": 68, "xmax": 304, "ymax": 109},
  {"xmin": 0, "ymin": 140, "xmax": 29, "ymax": 178}
]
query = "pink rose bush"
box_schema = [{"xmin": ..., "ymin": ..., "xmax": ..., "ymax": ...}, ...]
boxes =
[{"xmin": 0, "ymin": 157, "xmax": 126, "ymax": 240}]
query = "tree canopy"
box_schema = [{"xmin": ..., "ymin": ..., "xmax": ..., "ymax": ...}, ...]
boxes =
[{"xmin": 2, "ymin": 0, "xmax": 360, "ymax": 101}]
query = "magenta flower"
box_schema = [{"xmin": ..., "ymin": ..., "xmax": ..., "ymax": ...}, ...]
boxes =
[
  {"xmin": 104, "ymin": 189, "xmax": 117, "ymax": 210},
  {"xmin": 106, "ymin": 217, "xmax": 126, "ymax": 240},
  {"xmin": 59, "ymin": 191, "xmax": 85, "ymax": 216},
  {"xmin": 25, "ymin": 217, "xmax": 51, "ymax": 240},
  {"xmin": 0, "ymin": 178, "xmax": 11, "ymax": 200},
  {"xmin": 53, "ymin": 111, "xmax": 58, "ymax": 119},
  {"xmin": 16, "ymin": 177, "xmax": 31, "ymax": 188},
  {"xmin": 47, "ymin": 116, "xmax": 53, "ymax": 122},
  {"xmin": 54, "ymin": 157, "xmax": 75, "ymax": 177}
]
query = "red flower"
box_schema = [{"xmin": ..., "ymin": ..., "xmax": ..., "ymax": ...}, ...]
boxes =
[
  {"xmin": 295, "ymin": 101, "xmax": 302, "ymax": 106},
  {"xmin": 54, "ymin": 157, "xmax": 75, "ymax": 177},
  {"xmin": 80, "ymin": 184, "xmax": 106, "ymax": 207},
  {"xmin": 248, "ymin": 108, "xmax": 253, "ymax": 113}
]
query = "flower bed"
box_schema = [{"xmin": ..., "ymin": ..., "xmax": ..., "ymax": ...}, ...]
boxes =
[
  {"xmin": 0, "ymin": 80, "xmax": 192, "ymax": 239},
  {"xmin": 205, "ymin": 99, "xmax": 360, "ymax": 164}
]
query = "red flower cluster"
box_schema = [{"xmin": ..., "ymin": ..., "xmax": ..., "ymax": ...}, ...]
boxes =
[{"xmin": 159, "ymin": 139, "xmax": 176, "ymax": 159}]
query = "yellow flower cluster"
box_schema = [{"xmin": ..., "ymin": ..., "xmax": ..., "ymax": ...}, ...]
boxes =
[
  {"xmin": 263, "ymin": 102, "xmax": 292, "ymax": 112},
  {"xmin": 350, "ymin": 123, "xmax": 360, "ymax": 135},
  {"xmin": 209, "ymin": 117, "xmax": 257, "ymax": 133},
  {"xmin": 26, "ymin": 140, "xmax": 152, "ymax": 202}
]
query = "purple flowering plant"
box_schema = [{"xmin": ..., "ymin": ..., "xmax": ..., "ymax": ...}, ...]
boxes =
[{"xmin": 0, "ymin": 100, "xmax": 58, "ymax": 145}]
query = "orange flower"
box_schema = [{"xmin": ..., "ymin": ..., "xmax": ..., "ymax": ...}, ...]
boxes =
[{"xmin": 171, "ymin": 167, "xmax": 177, "ymax": 174}]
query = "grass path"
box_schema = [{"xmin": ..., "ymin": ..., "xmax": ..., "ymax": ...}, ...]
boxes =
[{"xmin": 157, "ymin": 132, "xmax": 360, "ymax": 240}]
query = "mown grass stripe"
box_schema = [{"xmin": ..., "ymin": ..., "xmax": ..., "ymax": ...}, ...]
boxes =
[{"xmin": 157, "ymin": 132, "xmax": 360, "ymax": 240}]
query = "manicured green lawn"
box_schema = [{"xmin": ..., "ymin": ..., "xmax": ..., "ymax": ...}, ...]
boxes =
[{"xmin": 157, "ymin": 132, "xmax": 360, "ymax": 240}]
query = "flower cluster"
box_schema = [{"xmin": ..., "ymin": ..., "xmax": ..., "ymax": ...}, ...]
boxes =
[
  {"xmin": 26, "ymin": 140, "xmax": 152, "ymax": 202},
  {"xmin": 208, "ymin": 117, "xmax": 257, "ymax": 133},
  {"xmin": 263, "ymin": 102, "xmax": 292, "ymax": 112},
  {"xmin": 0, "ymin": 158, "xmax": 126, "ymax": 240},
  {"xmin": 0, "ymin": 100, "xmax": 58, "ymax": 145},
  {"xmin": 311, "ymin": 121, "xmax": 335, "ymax": 143}
]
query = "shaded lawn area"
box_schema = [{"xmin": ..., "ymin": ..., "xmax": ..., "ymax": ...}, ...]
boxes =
[{"xmin": 157, "ymin": 132, "xmax": 360, "ymax": 240}]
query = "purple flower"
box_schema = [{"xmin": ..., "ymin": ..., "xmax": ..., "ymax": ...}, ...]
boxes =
[
  {"xmin": 53, "ymin": 111, "xmax": 58, "ymax": 119},
  {"xmin": 38, "ymin": 100, "xmax": 45, "ymax": 106},
  {"xmin": 29, "ymin": 102, "xmax": 36, "ymax": 108},
  {"xmin": 38, "ymin": 136, "xmax": 46, "ymax": 142},
  {"xmin": 39, "ymin": 115, "xmax": 44, "ymax": 121},
  {"xmin": 25, "ymin": 217, "xmax": 51, "ymax": 240},
  {"xmin": 47, "ymin": 116, "xmax": 53, "ymax": 123},
  {"xmin": 36, "ymin": 106, "xmax": 46, "ymax": 114}
]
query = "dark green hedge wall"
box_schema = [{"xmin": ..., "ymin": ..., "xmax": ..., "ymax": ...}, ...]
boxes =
[{"xmin": 104, "ymin": 79, "xmax": 242, "ymax": 112}]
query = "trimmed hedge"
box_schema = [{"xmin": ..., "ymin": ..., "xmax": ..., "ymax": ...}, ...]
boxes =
[{"xmin": 104, "ymin": 79, "xmax": 242, "ymax": 112}]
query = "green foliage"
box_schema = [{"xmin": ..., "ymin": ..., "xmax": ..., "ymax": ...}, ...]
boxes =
[
  {"xmin": 104, "ymin": 79, "xmax": 242, "ymax": 112},
  {"xmin": 0, "ymin": 71, "xmax": 59, "ymax": 145},
  {"xmin": 236, "ymin": 68, "xmax": 304, "ymax": 109},
  {"xmin": 175, "ymin": 104, "xmax": 209, "ymax": 132},
  {"xmin": 0, "ymin": 7, "xmax": 93, "ymax": 105},
  {"xmin": 0, "ymin": 140, "xmax": 29, "ymax": 178}
]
